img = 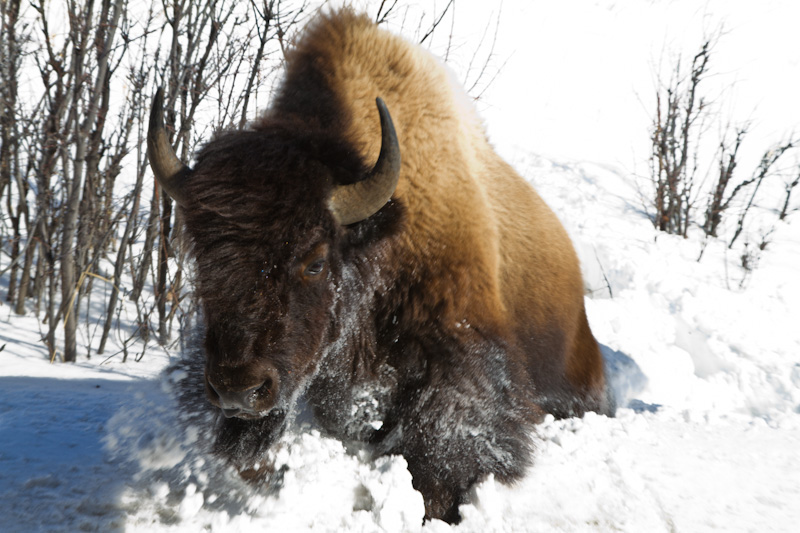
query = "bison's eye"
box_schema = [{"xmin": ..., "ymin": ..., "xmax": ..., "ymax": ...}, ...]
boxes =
[{"xmin": 304, "ymin": 259, "xmax": 326, "ymax": 277}]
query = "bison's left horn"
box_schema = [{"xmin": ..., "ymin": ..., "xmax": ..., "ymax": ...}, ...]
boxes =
[
  {"xmin": 328, "ymin": 98, "xmax": 401, "ymax": 225},
  {"xmin": 148, "ymin": 87, "xmax": 192, "ymax": 206}
]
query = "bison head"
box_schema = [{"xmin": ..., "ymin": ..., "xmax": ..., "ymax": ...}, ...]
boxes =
[{"xmin": 148, "ymin": 89, "xmax": 401, "ymax": 420}]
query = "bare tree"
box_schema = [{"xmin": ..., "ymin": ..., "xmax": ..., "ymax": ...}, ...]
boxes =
[
  {"xmin": 1, "ymin": 0, "xmax": 38, "ymax": 314},
  {"xmin": 54, "ymin": 0, "xmax": 125, "ymax": 362},
  {"xmin": 97, "ymin": 7, "xmax": 160, "ymax": 355}
]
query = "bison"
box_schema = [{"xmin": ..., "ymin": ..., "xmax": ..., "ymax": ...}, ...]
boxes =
[{"xmin": 149, "ymin": 8, "xmax": 613, "ymax": 523}]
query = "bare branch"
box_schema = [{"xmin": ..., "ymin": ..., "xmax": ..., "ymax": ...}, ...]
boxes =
[
  {"xmin": 419, "ymin": 0, "xmax": 455, "ymax": 45},
  {"xmin": 729, "ymin": 139, "xmax": 796, "ymax": 248}
]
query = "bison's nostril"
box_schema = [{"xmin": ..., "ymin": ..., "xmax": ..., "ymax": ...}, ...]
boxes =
[
  {"xmin": 258, "ymin": 377, "xmax": 273, "ymax": 397},
  {"xmin": 241, "ymin": 384, "xmax": 261, "ymax": 406},
  {"xmin": 256, "ymin": 366, "xmax": 281, "ymax": 401}
]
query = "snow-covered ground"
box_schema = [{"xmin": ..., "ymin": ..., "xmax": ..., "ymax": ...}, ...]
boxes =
[{"xmin": 2, "ymin": 1, "xmax": 799, "ymax": 532}]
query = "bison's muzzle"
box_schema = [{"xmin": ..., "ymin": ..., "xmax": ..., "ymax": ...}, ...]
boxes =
[{"xmin": 205, "ymin": 366, "xmax": 281, "ymax": 419}]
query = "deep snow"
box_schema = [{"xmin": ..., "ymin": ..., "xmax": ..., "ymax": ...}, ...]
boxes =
[
  {"xmin": 3, "ymin": 152, "xmax": 799, "ymax": 532},
  {"xmin": 2, "ymin": 1, "xmax": 800, "ymax": 532}
]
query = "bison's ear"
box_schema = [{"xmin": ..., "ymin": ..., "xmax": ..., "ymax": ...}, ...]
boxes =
[
  {"xmin": 148, "ymin": 87, "xmax": 192, "ymax": 206},
  {"xmin": 327, "ymin": 98, "xmax": 401, "ymax": 225}
]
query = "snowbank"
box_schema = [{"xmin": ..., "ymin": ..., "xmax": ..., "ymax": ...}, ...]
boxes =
[{"xmin": 3, "ymin": 146, "xmax": 799, "ymax": 531}]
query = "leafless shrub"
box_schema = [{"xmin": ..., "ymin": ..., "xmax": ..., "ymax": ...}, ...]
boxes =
[
  {"xmin": 727, "ymin": 139, "xmax": 795, "ymax": 249},
  {"xmin": 649, "ymin": 40, "xmax": 711, "ymax": 237},
  {"xmin": 702, "ymin": 124, "xmax": 748, "ymax": 238},
  {"xmin": 647, "ymin": 37, "xmax": 798, "ymax": 276}
]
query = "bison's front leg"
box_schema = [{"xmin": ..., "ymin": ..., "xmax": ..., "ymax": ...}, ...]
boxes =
[
  {"xmin": 407, "ymin": 465, "xmax": 471, "ymax": 524},
  {"xmin": 389, "ymin": 349, "xmax": 536, "ymax": 523}
]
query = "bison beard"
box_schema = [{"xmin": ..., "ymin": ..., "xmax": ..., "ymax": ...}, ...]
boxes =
[{"xmin": 153, "ymin": 8, "xmax": 613, "ymax": 524}]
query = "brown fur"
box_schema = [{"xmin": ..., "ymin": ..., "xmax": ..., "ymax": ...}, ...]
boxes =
[
  {"xmin": 269, "ymin": 10, "xmax": 609, "ymax": 416},
  {"xmin": 173, "ymin": 8, "xmax": 612, "ymax": 524}
]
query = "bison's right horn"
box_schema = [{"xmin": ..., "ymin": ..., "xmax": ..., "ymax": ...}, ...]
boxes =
[
  {"xmin": 328, "ymin": 98, "xmax": 402, "ymax": 225},
  {"xmin": 148, "ymin": 87, "xmax": 191, "ymax": 206}
]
